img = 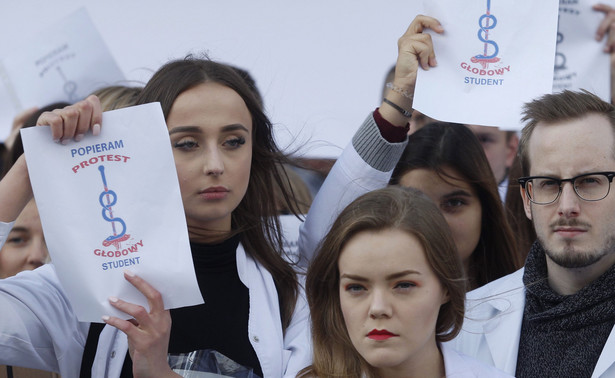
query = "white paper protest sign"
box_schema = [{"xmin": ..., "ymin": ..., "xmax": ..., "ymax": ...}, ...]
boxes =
[
  {"xmin": 554, "ymin": 0, "xmax": 611, "ymax": 101},
  {"xmin": 21, "ymin": 102, "xmax": 203, "ymax": 323},
  {"xmin": 414, "ymin": 0, "xmax": 559, "ymax": 130},
  {"xmin": 0, "ymin": 7, "xmax": 125, "ymax": 141}
]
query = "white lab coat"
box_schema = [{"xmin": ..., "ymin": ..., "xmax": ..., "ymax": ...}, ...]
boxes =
[
  {"xmin": 449, "ymin": 268, "xmax": 615, "ymax": 377},
  {"xmin": 441, "ymin": 342, "xmax": 512, "ymax": 377},
  {"xmin": 0, "ymin": 232, "xmax": 311, "ymax": 378}
]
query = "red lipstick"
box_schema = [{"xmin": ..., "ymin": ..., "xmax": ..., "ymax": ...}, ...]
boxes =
[
  {"xmin": 199, "ymin": 186, "xmax": 229, "ymax": 200},
  {"xmin": 367, "ymin": 329, "xmax": 397, "ymax": 340}
]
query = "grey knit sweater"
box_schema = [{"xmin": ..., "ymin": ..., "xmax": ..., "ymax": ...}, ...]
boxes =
[{"xmin": 516, "ymin": 242, "xmax": 615, "ymax": 377}]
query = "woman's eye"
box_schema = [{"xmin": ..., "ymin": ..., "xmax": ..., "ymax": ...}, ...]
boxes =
[
  {"xmin": 395, "ymin": 281, "xmax": 416, "ymax": 290},
  {"xmin": 224, "ymin": 136, "xmax": 246, "ymax": 149},
  {"xmin": 345, "ymin": 284, "xmax": 366, "ymax": 293},
  {"xmin": 174, "ymin": 139, "xmax": 199, "ymax": 150},
  {"xmin": 477, "ymin": 136, "xmax": 494, "ymax": 144},
  {"xmin": 6, "ymin": 236, "xmax": 26, "ymax": 246},
  {"xmin": 441, "ymin": 198, "xmax": 466, "ymax": 212}
]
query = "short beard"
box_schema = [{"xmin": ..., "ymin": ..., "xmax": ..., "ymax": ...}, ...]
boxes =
[{"xmin": 540, "ymin": 235, "xmax": 615, "ymax": 269}]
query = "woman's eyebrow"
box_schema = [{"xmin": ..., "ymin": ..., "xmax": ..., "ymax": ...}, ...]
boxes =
[
  {"xmin": 168, "ymin": 124, "xmax": 249, "ymax": 135},
  {"xmin": 442, "ymin": 190, "xmax": 472, "ymax": 198},
  {"xmin": 340, "ymin": 270, "xmax": 421, "ymax": 281},
  {"xmin": 339, "ymin": 273, "xmax": 368, "ymax": 282},
  {"xmin": 168, "ymin": 126, "xmax": 201, "ymax": 135},
  {"xmin": 220, "ymin": 124, "xmax": 249, "ymax": 133},
  {"xmin": 386, "ymin": 270, "xmax": 421, "ymax": 280}
]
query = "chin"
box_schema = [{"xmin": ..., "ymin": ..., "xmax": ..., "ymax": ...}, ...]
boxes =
[
  {"xmin": 545, "ymin": 246, "xmax": 605, "ymax": 269},
  {"xmin": 363, "ymin": 351, "xmax": 406, "ymax": 369}
]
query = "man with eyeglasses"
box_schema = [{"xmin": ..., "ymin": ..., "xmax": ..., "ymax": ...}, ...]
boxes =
[{"xmin": 450, "ymin": 89, "xmax": 615, "ymax": 377}]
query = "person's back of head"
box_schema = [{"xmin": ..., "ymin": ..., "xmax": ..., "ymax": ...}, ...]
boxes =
[
  {"xmin": 90, "ymin": 85, "xmax": 143, "ymax": 112},
  {"xmin": 273, "ymin": 163, "xmax": 313, "ymax": 215},
  {"xmin": 1, "ymin": 102, "xmax": 70, "ymax": 178}
]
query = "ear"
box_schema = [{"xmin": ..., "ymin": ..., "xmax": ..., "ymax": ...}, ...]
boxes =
[
  {"xmin": 520, "ymin": 185, "xmax": 532, "ymax": 220},
  {"xmin": 505, "ymin": 133, "xmax": 519, "ymax": 168},
  {"xmin": 440, "ymin": 287, "xmax": 450, "ymax": 305}
]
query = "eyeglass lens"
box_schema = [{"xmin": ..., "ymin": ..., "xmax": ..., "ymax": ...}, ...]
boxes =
[{"xmin": 527, "ymin": 174, "xmax": 611, "ymax": 203}]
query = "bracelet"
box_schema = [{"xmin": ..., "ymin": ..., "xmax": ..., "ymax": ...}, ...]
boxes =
[
  {"xmin": 386, "ymin": 82, "xmax": 414, "ymax": 99},
  {"xmin": 383, "ymin": 98, "xmax": 413, "ymax": 118}
]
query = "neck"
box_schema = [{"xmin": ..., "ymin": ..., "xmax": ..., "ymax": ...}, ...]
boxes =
[
  {"xmin": 546, "ymin": 253, "xmax": 615, "ymax": 295},
  {"xmin": 187, "ymin": 217, "xmax": 233, "ymax": 244},
  {"xmin": 463, "ymin": 259, "xmax": 478, "ymax": 291},
  {"xmin": 375, "ymin": 341, "xmax": 445, "ymax": 378}
]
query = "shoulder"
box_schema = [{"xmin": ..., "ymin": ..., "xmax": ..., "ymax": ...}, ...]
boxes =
[
  {"xmin": 461, "ymin": 268, "xmax": 525, "ymax": 327},
  {"xmin": 441, "ymin": 343, "xmax": 514, "ymax": 377},
  {"xmin": 0, "ymin": 265, "xmax": 87, "ymax": 373},
  {"xmin": 466, "ymin": 268, "xmax": 525, "ymax": 300},
  {"xmin": 448, "ymin": 268, "xmax": 525, "ymax": 353},
  {"xmin": 0, "ymin": 264, "xmax": 81, "ymax": 321},
  {"xmin": 0, "ymin": 264, "xmax": 63, "ymax": 295}
]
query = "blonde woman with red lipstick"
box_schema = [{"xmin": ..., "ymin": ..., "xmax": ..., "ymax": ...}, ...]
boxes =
[{"xmin": 299, "ymin": 186, "xmax": 511, "ymax": 378}]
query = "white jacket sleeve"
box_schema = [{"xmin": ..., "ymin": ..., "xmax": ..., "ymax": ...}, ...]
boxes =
[
  {"xmin": 297, "ymin": 113, "xmax": 408, "ymax": 266},
  {"xmin": 0, "ymin": 264, "xmax": 89, "ymax": 376},
  {"xmin": 0, "ymin": 221, "xmax": 15, "ymax": 250}
]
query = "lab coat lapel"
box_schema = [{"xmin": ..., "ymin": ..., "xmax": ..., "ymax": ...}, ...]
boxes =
[
  {"xmin": 482, "ymin": 295, "xmax": 524, "ymax": 375},
  {"xmin": 592, "ymin": 325, "xmax": 615, "ymax": 377}
]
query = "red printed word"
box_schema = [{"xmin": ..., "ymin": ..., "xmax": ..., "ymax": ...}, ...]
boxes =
[
  {"xmin": 94, "ymin": 240, "xmax": 143, "ymax": 258},
  {"xmin": 73, "ymin": 154, "xmax": 130, "ymax": 173},
  {"xmin": 460, "ymin": 62, "xmax": 510, "ymax": 76}
]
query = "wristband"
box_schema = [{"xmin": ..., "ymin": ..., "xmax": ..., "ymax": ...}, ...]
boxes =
[
  {"xmin": 383, "ymin": 98, "xmax": 413, "ymax": 118},
  {"xmin": 386, "ymin": 82, "xmax": 414, "ymax": 99}
]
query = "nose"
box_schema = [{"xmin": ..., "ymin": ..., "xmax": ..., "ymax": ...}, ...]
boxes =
[
  {"xmin": 557, "ymin": 181, "xmax": 580, "ymax": 218},
  {"xmin": 202, "ymin": 147, "xmax": 224, "ymax": 176},
  {"xmin": 26, "ymin": 238, "xmax": 49, "ymax": 268},
  {"xmin": 368, "ymin": 289, "xmax": 392, "ymax": 319}
]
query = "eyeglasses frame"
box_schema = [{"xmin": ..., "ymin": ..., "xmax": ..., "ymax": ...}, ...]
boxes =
[{"xmin": 518, "ymin": 171, "xmax": 615, "ymax": 205}]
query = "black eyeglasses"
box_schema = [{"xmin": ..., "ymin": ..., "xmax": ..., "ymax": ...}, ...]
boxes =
[{"xmin": 518, "ymin": 171, "xmax": 615, "ymax": 205}]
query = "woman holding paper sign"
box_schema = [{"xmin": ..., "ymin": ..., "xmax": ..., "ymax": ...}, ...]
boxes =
[
  {"xmin": 0, "ymin": 59, "xmax": 310, "ymax": 377},
  {"xmin": 299, "ymin": 13, "xmax": 521, "ymax": 291}
]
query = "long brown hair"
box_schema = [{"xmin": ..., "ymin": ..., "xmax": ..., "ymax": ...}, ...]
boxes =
[
  {"xmin": 390, "ymin": 122, "xmax": 522, "ymax": 289},
  {"xmin": 301, "ymin": 186, "xmax": 465, "ymax": 377},
  {"xmin": 505, "ymin": 154, "xmax": 536, "ymax": 260},
  {"xmin": 135, "ymin": 56, "xmax": 299, "ymax": 330}
]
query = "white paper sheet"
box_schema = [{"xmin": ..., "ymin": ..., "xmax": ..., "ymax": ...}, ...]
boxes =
[
  {"xmin": 414, "ymin": 0, "xmax": 559, "ymax": 130},
  {"xmin": 0, "ymin": 7, "xmax": 125, "ymax": 141},
  {"xmin": 21, "ymin": 102, "xmax": 203, "ymax": 323},
  {"xmin": 278, "ymin": 214, "xmax": 303, "ymax": 265},
  {"xmin": 553, "ymin": 0, "xmax": 611, "ymax": 101}
]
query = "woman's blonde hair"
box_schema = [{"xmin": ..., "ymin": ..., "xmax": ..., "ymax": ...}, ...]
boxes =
[{"xmin": 90, "ymin": 85, "xmax": 142, "ymax": 112}]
